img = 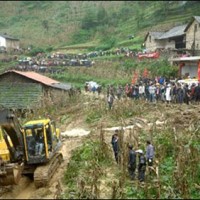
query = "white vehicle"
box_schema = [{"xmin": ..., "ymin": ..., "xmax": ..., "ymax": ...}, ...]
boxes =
[
  {"xmin": 177, "ymin": 79, "xmax": 198, "ymax": 89},
  {"xmin": 85, "ymin": 81, "xmax": 100, "ymax": 91}
]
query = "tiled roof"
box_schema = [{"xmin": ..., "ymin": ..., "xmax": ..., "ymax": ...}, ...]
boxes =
[
  {"xmin": 144, "ymin": 32, "xmax": 164, "ymax": 41},
  {"xmin": 1, "ymin": 70, "xmax": 72, "ymax": 91},
  {"xmin": 0, "ymin": 34, "xmax": 19, "ymax": 40},
  {"xmin": 150, "ymin": 32, "xmax": 164, "ymax": 39},
  {"xmin": 184, "ymin": 16, "xmax": 200, "ymax": 32},
  {"xmin": 51, "ymin": 83, "xmax": 72, "ymax": 90},
  {"xmin": 3, "ymin": 70, "xmax": 59, "ymax": 86},
  {"xmin": 158, "ymin": 24, "xmax": 187, "ymax": 39},
  {"xmin": 194, "ymin": 16, "xmax": 200, "ymax": 24}
]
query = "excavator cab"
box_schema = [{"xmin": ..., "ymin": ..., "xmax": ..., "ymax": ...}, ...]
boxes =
[{"xmin": 23, "ymin": 119, "xmax": 62, "ymax": 165}]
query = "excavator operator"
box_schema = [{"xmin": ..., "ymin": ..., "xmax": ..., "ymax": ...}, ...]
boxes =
[{"xmin": 35, "ymin": 130, "xmax": 44, "ymax": 156}]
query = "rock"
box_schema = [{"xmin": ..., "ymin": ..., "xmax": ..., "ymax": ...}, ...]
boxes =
[
  {"xmin": 135, "ymin": 123, "xmax": 142, "ymax": 128},
  {"xmin": 155, "ymin": 120, "xmax": 165, "ymax": 126},
  {"xmin": 61, "ymin": 129, "xmax": 90, "ymax": 137}
]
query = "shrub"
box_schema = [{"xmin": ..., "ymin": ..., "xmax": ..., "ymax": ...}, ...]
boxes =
[{"xmin": 28, "ymin": 47, "xmax": 45, "ymax": 56}]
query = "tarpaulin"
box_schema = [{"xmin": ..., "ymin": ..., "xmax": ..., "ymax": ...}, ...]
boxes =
[
  {"xmin": 179, "ymin": 62, "xmax": 185, "ymax": 77},
  {"xmin": 198, "ymin": 60, "xmax": 200, "ymax": 82},
  {"xmin": 131, "ymin": 71, "xmax": 138, "ymax": 84},
  {"xmin": 138, "ymin": 52, "xmax": 160, "ymax": 59},
  {"xmin": 143, "ymin": 68, "xmax": 149, "ymax": 78}
]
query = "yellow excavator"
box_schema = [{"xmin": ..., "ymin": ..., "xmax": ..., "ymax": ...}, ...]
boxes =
[{"xmin": 0, "ymin": 109, "xmax": 63, "ymax": 188}]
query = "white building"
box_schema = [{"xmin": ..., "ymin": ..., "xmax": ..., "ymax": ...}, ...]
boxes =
[{"xmin": 0, "ymin": 34, "xmax": 20, "ymax": 51}]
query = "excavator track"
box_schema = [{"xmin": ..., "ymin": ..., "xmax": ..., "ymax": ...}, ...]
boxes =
[{"xmin": 33, "ymin": 152, "xmax": 63, "ymax": 188}]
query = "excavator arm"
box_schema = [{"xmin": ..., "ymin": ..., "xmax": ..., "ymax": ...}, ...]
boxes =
[
  {"xmin": 0, "ymin": 109, "xmax": 24, "ymax": 186},
  {"xmin": 0, "ymin": 109, "xmax": 24, "ymax": 162}
]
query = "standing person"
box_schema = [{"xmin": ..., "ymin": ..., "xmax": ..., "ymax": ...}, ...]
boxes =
[
  {"xmin": 125, "ymin": 83, "xmax": 131, "ymax": 98},
  {"xmin": 111, "ymin": 130, "xmax": 118, "ymax": 150},
  {"xmin": 165, "ymin": 83, "xmax": 172, "ymax": 104},
  {"xmin": 107, "ymin": 85, "xmax": 110, "ymax": 97},
  {"xmin": 145, "ymin": 83, "xmax": 150, "ymax": 101},
  {"xmin": 172, "ymin": 83, "xmax": 178, "ymax": 103},
  {"xmin": 194, "ymin": 83, "xmax": 200, "ymax": 103},
  {"xmin": 146, "ymin": 140, "xmax": 154, "ymax": 167},
  {"xmin": 160, "ymin": 84, "xmax": 166, "ymax": 102},
  {"xmin": 135, "ymin": 85, "xmax": 139, "ymax": 99},
  {"xmin": 155, "ymin": 83, "xmax": 161, "ymax": 102},
  {"xmin": 107, "ymin": 93, "xmax": 114, "ymax": 110},
  {"xmin": 148, "ymin": 83, "xmax": 156, "ymax": 102},
  {"xmin": 92, "ymin": 85, "xmax": 96, "ymax": 94},
  {"xmin": 128, "ymin": 144, "xmax": 136, "ymax": 180},
  {"xmin": 109, "ymin": 85, "xmax": 115, "ymax": 97},
  {"xmin": 97, "ymin": 85, "xmax": 102, "ymax": 96},
  {"xmin": 139, "ymin": 83, "xmax": 145, "ymax": 100},
  {"xmin": 111, "ymin": 130, "xmax": 119, "ymax": 163},
  {"xmin": 177, "ymin": 83, "xmax": 184, "ymax": 104},
  {"xmin": 190, "ymin": 83, "xmax": 196, "ymax": 103},
  {"xmin": 136, "ymin": 149, "xmax": 146, "ymax": 182},
  {"xmin": 184, "ymin": 84, "xmax": 190, "ymax": 105},
  {"xmin": 84, "ymin": 83, "xmax": 89, "ymax": 92},
  {"xmin": 35, "ymin": 130, "xmax": 44, "ymax": 155},
  {"xmin": 116, "ymin": 85, "xmax": 123, "ymax": 100}
]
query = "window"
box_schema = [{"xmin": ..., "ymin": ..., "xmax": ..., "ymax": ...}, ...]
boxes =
[
  {"xmin": 197, "ymin": 44, "xmax": 199, "ymax": 49},
  {"xmin": 183, "ymin": 36, "xmax": 186, "ymax": 43}
]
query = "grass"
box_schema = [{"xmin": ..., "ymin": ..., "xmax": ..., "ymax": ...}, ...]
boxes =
[
  {"xmin": 49, "ymin": 56, "xmax": 178, "ymax": 90},
  {"xmin": 59, "ymin": 95, "xmax": 200, "ymax": 199},
  {"xmin": 1, "ymin": 1, "xmax": 200, "ymax": 51},
  {"xmin": 62, "ymin": 131, "xmax": 113, "ymax": 199}
]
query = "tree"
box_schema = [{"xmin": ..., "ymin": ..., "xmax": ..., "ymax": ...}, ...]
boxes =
[
  {"xmin": 118, "ymin": 3, "xmax": 134, "ymax": 21},
  {"xmin": 97, "ymin": 6, "xmax": 108, "ymax": 26},
  {"xmin": 81, "ymin": 8, "xmax": 97, "ymax": 30}
]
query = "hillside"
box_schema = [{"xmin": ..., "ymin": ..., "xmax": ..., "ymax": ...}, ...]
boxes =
[{"xmin": 1, "ymin": 1, "xmax": 200, "ymax": 52}]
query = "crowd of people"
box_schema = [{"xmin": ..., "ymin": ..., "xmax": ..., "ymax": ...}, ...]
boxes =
[
  {"xmin": 111, "ymin": 129, "xmax": 155, "ymax": 182},
  {"xmin": 104, "ymin": 77, "xmax": 200, "ymax": 110},
  {"xmin": 11, "ymin": 52, "xmax": 95, "ymax": 73}
]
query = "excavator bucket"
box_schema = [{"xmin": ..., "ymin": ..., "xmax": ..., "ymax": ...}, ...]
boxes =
[{"xmin": 0, "ymin": 163, "xmax": 24, "ymax": 186}]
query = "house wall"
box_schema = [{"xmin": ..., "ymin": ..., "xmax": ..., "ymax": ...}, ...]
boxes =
[
  {"xmin": 0, "ymin": 36, "xmax": 6, "ymax": 47},
  {"xmin": 44, "ymin": 86, "xmax": 69, "ymax": 107},
  {"xmin": 145, "ymin": 35, "xmax": 175, "ymax": 51},
  {"xmin": 181, "ymin": 62, "xmax": 198, "ymax": 78},
  {"xmin": 0, "ymin": 73, "xmax": 37, "ymax": 83},
  {"xmin": 6, "ymin": 39, "xmax": 20, "ymax": 50},
  {"xmin": 186, "ymin": 19, "xmax": 200, "ymax": 50},
  {"xmin": 0, "ymin": 72, "xmax": 69, "ymax": 109},
  {"xmin": 145, "ymin": 35, "xmax": 161, "ymax": 51}
]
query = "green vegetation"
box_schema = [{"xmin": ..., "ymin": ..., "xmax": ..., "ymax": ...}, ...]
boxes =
[
  {"xmin": 50, "ymin": 57, "xmax": 178, "ymax": 89},
  {"xmin": 60, "ymin": 101, "xmax": 200, "ymax": 199},
  {"xmin": 1, "ymin": 1, "xmax": 200, "ymax": 51},
  {"xmin": 62, "ymin": 131, "xmax": 112, "ymax": 199},
  {"xmin": 0, "ymin": 2, "xmax": 200, "ymax": 199}
]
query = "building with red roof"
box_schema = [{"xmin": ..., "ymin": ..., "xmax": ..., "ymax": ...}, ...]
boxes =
[{"xmin": 0, "ymin": 70, "xmax": 72, "ymax": 109}]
